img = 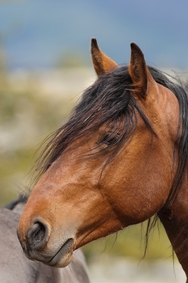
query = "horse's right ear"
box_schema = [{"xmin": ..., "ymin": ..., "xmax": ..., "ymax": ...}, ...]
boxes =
[
  {"xmin": 91, "ymin": 38, "xmax": 118, "ymax": 76},
  {"xmin": 128, "ymin": 43, "xmax": 148, "ymax": 98}
]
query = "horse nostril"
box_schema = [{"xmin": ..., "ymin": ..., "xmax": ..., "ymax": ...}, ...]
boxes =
[{"xmin": 27, "ymin": 221, "xmax": 48, "ymax": 249}]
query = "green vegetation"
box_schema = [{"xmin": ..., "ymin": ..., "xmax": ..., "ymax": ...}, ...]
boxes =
[
  {"xmin": 83, "ymin": 220, "xmax": 174, "ymax": 261},
  {"xmin": 56, "ymin": 50, "xmax": 89, "ymax": 69},
  {"xmin": 0, "ymin": 71, "xmax": 74, "ymax": 204}
]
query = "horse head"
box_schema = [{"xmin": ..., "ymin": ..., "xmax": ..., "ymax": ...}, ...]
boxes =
[{"xmin": 18, "ymin": 39, "xmax": 182, "ymax": 271}]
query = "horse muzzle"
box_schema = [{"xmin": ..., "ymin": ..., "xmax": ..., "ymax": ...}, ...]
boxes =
[{"xmin": 17, "ymin": 218, "xmax": 74, "ymax": 267}]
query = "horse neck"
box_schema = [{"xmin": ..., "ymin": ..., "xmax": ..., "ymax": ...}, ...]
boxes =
[{"xmin": 158, "ymin": 172, "xmax": 188, "ymax": 278}]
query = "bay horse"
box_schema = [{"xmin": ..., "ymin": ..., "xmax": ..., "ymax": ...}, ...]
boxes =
[
  {"xmin": 17, "ymin": 38, "xmax": 188, "ymax": 280},
  {"xmin": 0, "ymin": 198, "xmax": 90, "ymax": 283}
]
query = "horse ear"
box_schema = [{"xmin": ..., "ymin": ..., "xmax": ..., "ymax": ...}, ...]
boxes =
[
  {"xmin": 91, "ymin": 38, "xmax": 118, "ymax": 76},
  {"xmin": 129, "ymin": 43, "xmax": 149, "ymax": 98}
]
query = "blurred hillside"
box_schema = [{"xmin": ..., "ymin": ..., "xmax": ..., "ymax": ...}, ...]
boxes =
[
  {"xmin": 0, "ymin": 66, "xmax": 95, "ymax": 204},
  {"xmin": 1, "ymin": 0, "xmax": 188, "ymax": 69}
]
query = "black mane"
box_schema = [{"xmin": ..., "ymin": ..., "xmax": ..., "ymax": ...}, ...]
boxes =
[
  {"xmin": 5, "ymin": 195, "xmax": 28, "ymax": 210},
  {"xmin": 36, "ymin": 66, "xmax": 149, "ymax": 174},
  {"xmin": 36, "ymin": 66, "xmax": 188, "ymax": 207}
]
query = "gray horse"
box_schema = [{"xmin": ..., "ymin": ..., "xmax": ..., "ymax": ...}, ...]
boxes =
[{"xmin": 0, "ymin": 198, "xmax": 90, "ymax": 283}]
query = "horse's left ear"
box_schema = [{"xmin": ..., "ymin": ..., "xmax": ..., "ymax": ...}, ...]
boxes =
[
  {"xmin": 91, "ymin": 38, "xmax": 118, "ymax": 76},
  {"xmin": 129, "ymin": 43, "xmax": 155, "ymax": 99}
]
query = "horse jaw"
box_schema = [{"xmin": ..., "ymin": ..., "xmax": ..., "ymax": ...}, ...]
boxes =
[{"xmin": 17, "ymin": 155, "xmax": 124, "ymax": 267}]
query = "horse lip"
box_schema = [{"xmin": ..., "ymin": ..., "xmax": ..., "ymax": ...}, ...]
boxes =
[
  {"xmin": 48, "ymin": 238, "xmax": 74, "ymax": 267},
  {"xmin": 18, "ymin": 231, "xmax": 74, "ymax": 266}
]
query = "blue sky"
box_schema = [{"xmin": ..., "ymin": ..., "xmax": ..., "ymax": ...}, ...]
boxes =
[{"xmin": 0, "ymin": 0, "xmax": 188, "ymax": 70}]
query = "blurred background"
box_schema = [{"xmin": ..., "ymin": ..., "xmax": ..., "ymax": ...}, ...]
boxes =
[{"xmin": 0, "ymin": 0, "xmax": 188, "ymax": 282}]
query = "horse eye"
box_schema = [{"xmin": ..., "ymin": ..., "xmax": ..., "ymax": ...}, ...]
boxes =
[{"xmin": 98, "ymin": 134, "xmax": 118, "ymax": 146}]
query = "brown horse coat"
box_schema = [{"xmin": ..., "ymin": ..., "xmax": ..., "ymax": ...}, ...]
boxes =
[{"xmin": 17, "ymin": 39, "xmax": 188, "ymax": 281}]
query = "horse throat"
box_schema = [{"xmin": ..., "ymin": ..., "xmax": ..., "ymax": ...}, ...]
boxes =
[{"xmin": 158, "ymin": 174, "xmax": 188, "ymax": 277}]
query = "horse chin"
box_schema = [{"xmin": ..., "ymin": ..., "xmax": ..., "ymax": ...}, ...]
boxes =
[
  {"xmin": 47, "ymin": 238, "xmax": 74, "ymax": 267},
  {"xmin": 48, "ymin": 249, "xmax": 73, "ymax": 268},
  {"xmin": 25, "ymin": 237, "xmax": 75, "ymax": 268}
]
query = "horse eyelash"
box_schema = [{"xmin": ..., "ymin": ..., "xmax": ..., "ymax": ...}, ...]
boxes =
[{"xmin": 98, "ymin": 133, "xmax": 119, "ymax": 146}]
